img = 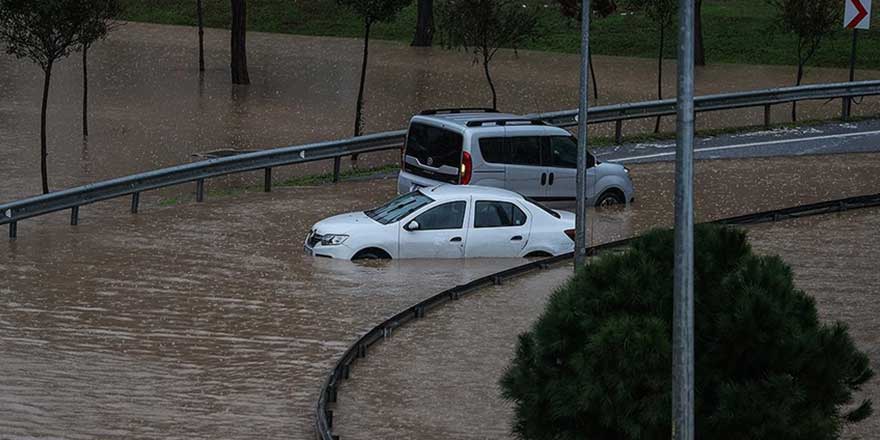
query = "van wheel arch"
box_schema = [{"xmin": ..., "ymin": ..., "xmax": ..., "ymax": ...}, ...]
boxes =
[{"xmin": 595, "ymin": 188, "xmax": 626, "ymax": 208}]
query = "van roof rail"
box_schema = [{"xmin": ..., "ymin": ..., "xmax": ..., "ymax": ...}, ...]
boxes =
[
  {"xmin": 419, "ymin": 107, "xmax": 499, "ymax": 115},
  {"xmin": 465, "ymin": 118, "xmax": 546, "ymax": 127}
]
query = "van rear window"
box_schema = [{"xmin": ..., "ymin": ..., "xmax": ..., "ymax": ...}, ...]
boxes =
[{"xmin": 404, "ymin": 122, "xmax": 463, "ymax": 170}]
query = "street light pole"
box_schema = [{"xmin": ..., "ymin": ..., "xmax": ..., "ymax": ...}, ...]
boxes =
[
  {"xmin": 574, "ymin": 0, "xmax": 591, "ymax": 270},
  {"xmin": 672, "ymin": 0, "xmax": 695, "ymax": 438}
]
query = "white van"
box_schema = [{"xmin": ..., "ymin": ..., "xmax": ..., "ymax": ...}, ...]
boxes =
[{"xmin": 397, "ymin": 108, "xmax": 635, "ymax": 207}]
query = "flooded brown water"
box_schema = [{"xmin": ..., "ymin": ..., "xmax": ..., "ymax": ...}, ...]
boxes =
[
  {"xmin": 2, "ymin": 22, "xmax": 878, "ymax": 201},
  {"xmin": 2, "ymin": 152, "xmax": 878, "ymax": 439},
  {"xmin": 333, "ymin": 208, "xmax": 880, "ymax": 440}
]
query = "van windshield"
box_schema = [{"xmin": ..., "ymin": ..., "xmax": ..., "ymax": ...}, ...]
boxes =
[
  {"xmin": 403, "ymin": 122, "xmax": 463, "ymax": 184},
  {"xmin": 365, "ymin": 191, "xmax": 435, "ymax": 225}
]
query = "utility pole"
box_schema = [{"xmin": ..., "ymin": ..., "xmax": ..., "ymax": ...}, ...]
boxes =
[
  {"xmin": 672, "ymin": 0, "xmax": 695, "ymax": 438},
  {"xmin": 574, "ymin": 0, "xmax": 591, "ymax": 270}
]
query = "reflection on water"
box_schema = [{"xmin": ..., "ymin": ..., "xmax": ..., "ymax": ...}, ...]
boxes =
[{"xmin": 3, "ymin": 22, "xmax": 878, "ymax": 201}]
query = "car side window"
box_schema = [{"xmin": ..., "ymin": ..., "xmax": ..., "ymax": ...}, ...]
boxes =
[
  {"xmin": 479, "ymin": 137, "xmax": 507, "ymax": 164},
  {"xmin": 413, "ymin": 201, "xmax": 466, "ymax": 230},
  {"xmin": 474, "ymin": 201, "xmax": 527, "ymax": 228},
  {"xmin": 547, "ymin": 136, "xmax": 595, "ymax": 168}
]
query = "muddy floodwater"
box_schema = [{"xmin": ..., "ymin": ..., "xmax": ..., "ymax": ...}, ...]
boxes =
[
  {"xmin": 1, "ymin": 153, "xmax": 879, "ymax": 439},
  {"xmin": 334, "ymin": 208, "xmax": 880, "ymax": 440},
  {"xmin": 3, "ymin": 22, "xmax": 879, "ymax": 201}
]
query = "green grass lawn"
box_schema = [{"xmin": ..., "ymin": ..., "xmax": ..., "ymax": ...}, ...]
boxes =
[{"xmin": 120, "ymin": 0, "xmax": 880, "ymax": 70}]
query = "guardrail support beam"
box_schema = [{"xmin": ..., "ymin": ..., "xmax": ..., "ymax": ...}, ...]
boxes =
[
  {"xmin": 763, "ymin": 104, "xmax": 771, "ymax": 128},
  {"xmin": 842, "ymin": 97, "xmax": 851, "ymax": 121},
  {"xmin": 131, "ymin": 192, "xmax": 140, "ymax": 214},
  {"xmin": 333, "ymin": 157, "xmax": 341, "ymax": 183},
  {"xmin": 70, "ymin": 206, "xmax": 79, "ymax": 226},
  {"xmin": 615, "ymin": 120, "xmax": 623, "ymax": 144},
  {"xmin": 8, "ymin": 222, "xmax": 16, "ymax": 239},
  {"xmin": 264, "ymin": 167, "xmax": 272, "ymax": 192},
  {"xmin": 196, "ymin": 179, "xmax": 205, "ymax": 203}
]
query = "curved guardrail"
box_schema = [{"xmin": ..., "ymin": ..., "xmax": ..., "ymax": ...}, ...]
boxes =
[
  {"xmin": 3, "ymin": 80, "xmax": 880, "ymax": 239},
  {"xmin": 314, "ymin": 192, "xmax": 880, "ymax": 440}
]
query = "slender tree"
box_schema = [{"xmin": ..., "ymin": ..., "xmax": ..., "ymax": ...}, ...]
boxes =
[
  {"xmin": 338, "ymin": 0, "xmax": 412, "ymax": 138},
  {"xmin": 0, "ymin": 0, "xmax": 103, "ymax": 194},
  {"xmin": 556, "ymin": 0, "xmax": 618, "ymax": 99},
  {"xmin": 629, "ymin": 0, "xmax": 676, "ymax": 132},
  {"xmin": 437, "ymin": 0, "xmax": 538, "ymax": 110},
  {"xmin": 412, "ymin": 0, "xmax": 434, "ymax": 46},
  {"xmin": 79, "ymin": 0, "xmax": 121, "ymax": 138},
  {"xmin": 769, "ymin": 0, "xmax": 841, "ymax": 121},
  {"xmin": 230, "ymin": 0, "xmax": 249, "ymax": 84},
  {"xmin": 694, "ymin": 0, "xmax": 704, "ymax": 66},
  {"xmin": 197, "ymin": 0, "xmax": 205, "ymax": 72}
]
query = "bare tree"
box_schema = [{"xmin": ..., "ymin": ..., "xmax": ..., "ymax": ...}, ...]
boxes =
[
  {"xmin": 79, "ymin": 0, "xmax": 121, "ymax": 138},
  {"xmin": 556, "ymin": 0, "xmax": 618, "ymax": 99},
  {"xmin": 231, "ymin": 0, "xmax": 249, "ymax": 84},
  {"xmin": 338, "ymin": 0, "xmax": 412, "ymax": 137},
  {"xmin": 437, "ymin": 0, "xmax": 538, "ymax": 110},
  {"xmin": 0, "ymin": 0, "xmax": 105, "ymax": 194},
  {"xmin": 412, "ymin": 0, "xmax": 434, "ymax": 46},
  {"xmin": 769, "ymin": 0, "xmax": 841, "ymax": 121},
  {"xmin": 197, "ymin": 0, "xmax": 205, "ymax": 72},
  {"xmin": 629, "ymin": 0, "xmax": 676, "ymax": 132}
]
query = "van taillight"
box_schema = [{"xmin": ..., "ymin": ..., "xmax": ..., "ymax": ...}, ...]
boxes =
[{"xmin": 460, "ymin": 151, "xmax": 472, "ymax": 185}]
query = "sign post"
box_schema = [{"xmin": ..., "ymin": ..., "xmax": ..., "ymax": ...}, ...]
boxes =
[
  {"xmin": 575, "ymin": 0, "xmax": 591, "ymax": 270},
  {"xmin": 843, "ymin": 0, "xmax": 871, "ymax": 119}
]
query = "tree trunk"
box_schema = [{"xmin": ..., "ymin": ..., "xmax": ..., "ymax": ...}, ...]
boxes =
[
  {"xmin": 411, "ymin": 0, "xmax": 434, "ymax": 47},
  {"xmin": 198, "ymin": 0, "xmax": 205, "ymax": 72},
  {"xmin": 694, "ymin": 0, "xmax": 705, "ymax": 66},
  {"xmin": 82, "ymin": 46, "xmax": 89, "ymax": 138},
  {"xmin": 483, "ymin": 53, "xmax": 497, "ymax": 110},
  {"xmin": 792, "ymin": 61, "xmax": 804, "ymax": 122},
  {"xmin": 589, "ymin": 48, "xmax": 598, "ymax": 100},
  {"xmin": 230, "ymin": 0, "xmax": 249, "ymax": 85},
  {"xmin": 354, "ymin": 20, "xmax": 372, "ymax": 137},
  {"xmin": 41, "ymin": 62, "xmax": 53, "ymax": 194},
  {"xmin": 654, "ymin": 26, "xmax": 664, "ymax": 133}
]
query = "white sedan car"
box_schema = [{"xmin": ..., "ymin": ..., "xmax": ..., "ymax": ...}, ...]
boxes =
[{"xmin": 304, "ymin": 185, "xmax": 576, "ymax": 260}]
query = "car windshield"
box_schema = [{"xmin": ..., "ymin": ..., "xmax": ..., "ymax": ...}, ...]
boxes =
[{"xmin": 365, "ymin": 191, "xmax": 435, "ymax": 225}]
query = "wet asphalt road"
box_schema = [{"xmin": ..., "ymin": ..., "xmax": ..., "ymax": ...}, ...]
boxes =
[{"xmin": 597, "ymin": 119, "xmax": 880, "ymax": 164}]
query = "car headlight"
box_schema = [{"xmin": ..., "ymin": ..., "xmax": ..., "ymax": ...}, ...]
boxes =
[
  {"xmin": 320, "ymin": 234, "xmax": 349, "ymax": 246},
  {"xmin": 624, "ymin": 166, "xmax": 631, "ymax": 174}
]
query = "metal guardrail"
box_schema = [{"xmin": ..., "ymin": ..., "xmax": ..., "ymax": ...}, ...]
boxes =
[
  {"xmin": 314, "ymin": 191, "xmax": 880, "ymax": 440},
  {"xmin": 3, "ymin": 81, "xmax": 880, "ymax": 239}
]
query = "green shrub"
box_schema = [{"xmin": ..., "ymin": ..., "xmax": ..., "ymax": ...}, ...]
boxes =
[{"xmin": 500, "ymin": 225, "xmax": 873, "ymax": 440}]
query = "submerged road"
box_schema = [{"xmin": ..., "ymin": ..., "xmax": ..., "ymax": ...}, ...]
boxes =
[{"xmin": 598, "ymin": 119, "xmax": 880, "ymax": 163}]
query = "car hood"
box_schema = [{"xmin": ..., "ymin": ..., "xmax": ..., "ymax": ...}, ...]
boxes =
[{"xmin": 311, "ymin": 211, "xmax": 376, "ymax": 235}]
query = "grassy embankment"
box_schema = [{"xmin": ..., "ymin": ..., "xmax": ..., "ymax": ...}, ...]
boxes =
[{"xmin": 120, "ymin": 0, "xmax": 880, "ymax": 69}]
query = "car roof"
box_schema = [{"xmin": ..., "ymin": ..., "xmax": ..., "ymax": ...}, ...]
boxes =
[
  {"xmin": 412, "ymin": 112, "xmax": 570, "ymax": 135},
  {"xmin": 420, "ymin": 184, "xmax": 524, "ymax": 201}
]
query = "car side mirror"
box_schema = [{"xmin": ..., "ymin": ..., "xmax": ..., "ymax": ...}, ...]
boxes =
[{"xmin": 404, "ymin": 220, "xmax": 420, "ymax": 231}]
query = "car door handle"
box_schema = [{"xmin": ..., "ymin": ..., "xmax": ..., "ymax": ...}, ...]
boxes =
[
  {"xmin": 450, "ymin": 237, "xmax": 462, "ymax": 242},
  {"xmin": 548, "ymin": 172, "xmax": 554, "ymax": 185},
  {"xmin": 511, "ymin": 235, "xmax": 523, "ymax": 241},
  {"xmin": 540, "ymin": 173, "xmax": 546, "ymax": 186}
]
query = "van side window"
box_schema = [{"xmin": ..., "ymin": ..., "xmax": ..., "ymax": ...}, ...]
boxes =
[
  {"xmin": 414, "ymin": 201, "xmax": 466, "ymax": 230},
  {"xmin": 479, "ymin": 137, "xmax": 506, "ymax": 164},
  {"xmin": 547, "ymin": 136, "xmax": 595, "ymax": 168},
  {"xmin": 474, "ymin": 201, "xmax": 527, "ymax": 228},
  {"xmin": 507, "ymin": 137, "xmax": 542, "ymax": 166}
]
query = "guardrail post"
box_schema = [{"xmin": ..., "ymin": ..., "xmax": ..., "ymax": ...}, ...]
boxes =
[
  {"xmin": 326, "ymin": 410, "xmax": 333, "ymax": 429},
  {"xmin": 8, "ymin": 222, "xmax": 16, "ymax": 239},
  {"xmin": 614, "ymin": 120, "xmax": 623, "ymax": 144},
  {"xmin": 842, "ymin": 97, "xmax": 851, "ymax": 121},
  {"xmin": 263, "ymin": 167, "xmax": 272, "ymax": 192},
  {"xmin": 196, "ymin": 179, "xmax": 205, "ymax": 203},
  {"xmin": 763, "ymin": 104, "xmax": 771, "ymax": 128},
  {"xmin": 131, "ymin": 192, "xmax": 140, "ymax": 214},
  {"xmin": 70, "ymin": 206, "xmax": 79, "ymax": 226},
  {"xmin": 332, "ymin": 157, "xmax": 341, "ymax": 183}
]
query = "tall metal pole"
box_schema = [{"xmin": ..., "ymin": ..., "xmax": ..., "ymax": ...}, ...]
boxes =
[
  {"xmin": 574, "ymin": 0, "xmax": 591, "ymax": 270},
  {"xmin": 672, "ymin": 0, "xmax": 695, "ymax": 437}
]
